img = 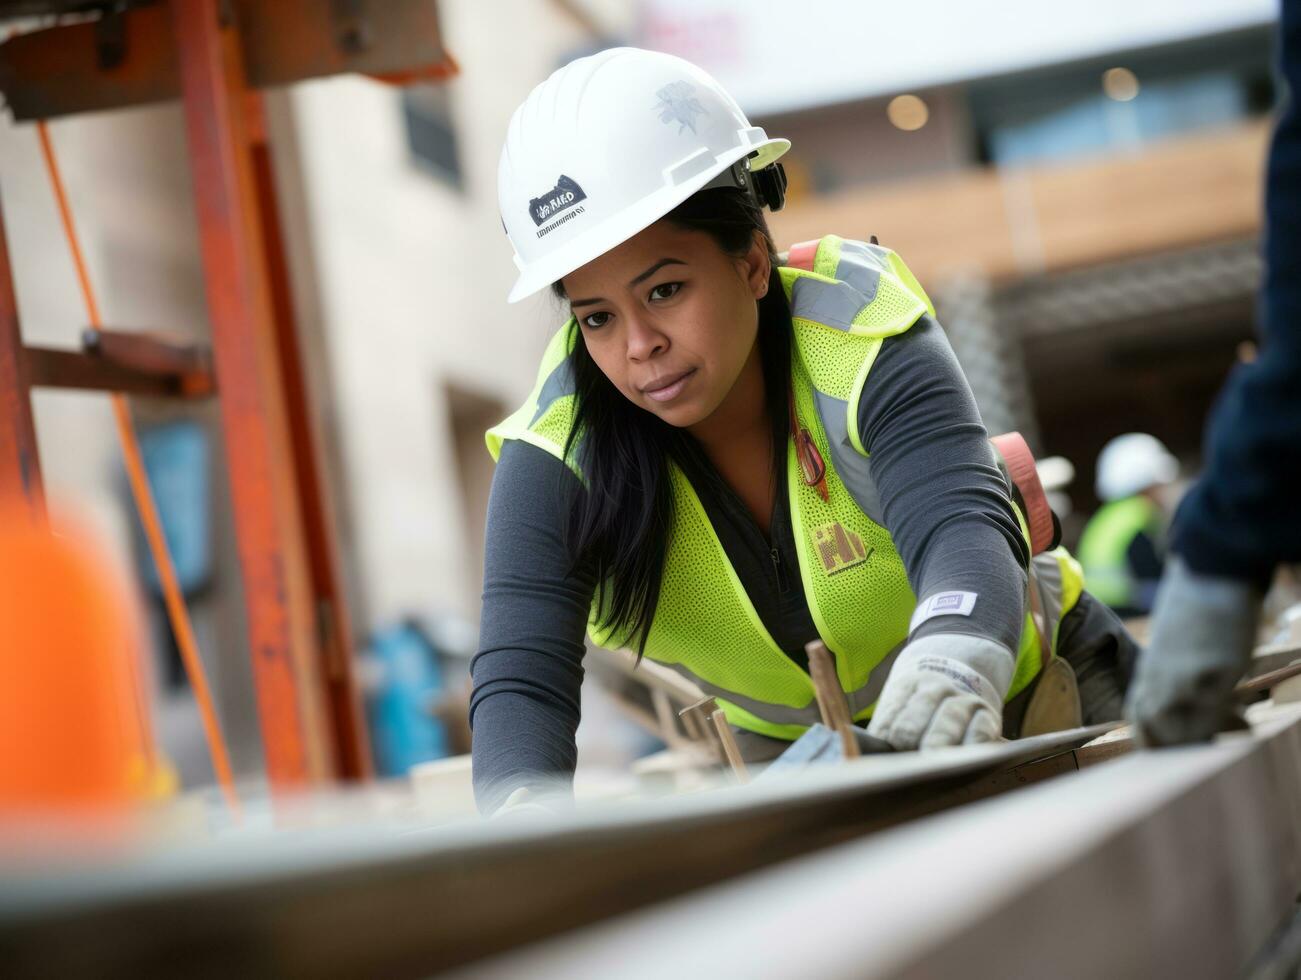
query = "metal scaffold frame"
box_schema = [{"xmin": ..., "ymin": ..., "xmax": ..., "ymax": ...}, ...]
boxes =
[{"xmin": 0, "ymin": 0, "xmax": 457, "ymax": 789}]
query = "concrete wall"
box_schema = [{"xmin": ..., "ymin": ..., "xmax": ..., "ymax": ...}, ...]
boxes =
[{"xmin": 278, "ymin": 1, "xmax": 616, "ymax": 629}]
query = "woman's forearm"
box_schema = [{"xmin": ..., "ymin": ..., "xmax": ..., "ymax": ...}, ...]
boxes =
[
  {"xmin": 469, "ymin": 440, "xmax": 594, "ymax": 812},
  {"xmin": 858, "ymin": 316, "xmax": 1028, "ymax": 651}
]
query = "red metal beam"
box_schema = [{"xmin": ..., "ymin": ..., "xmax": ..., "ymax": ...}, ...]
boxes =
[
  {"xmin": 170, "ymin": 0, "xmax": 334, "ymax": 788},
  {"xmin": 0, "ymin": 0, "xmax": 456, "ymax": 121},
  {"xmin": 80, "ymin": 327, "xmax": 214, "ymax": 392},
  {"xmin": 0, "ymin": 190, "xmax": 45, "ymax": 523},
  {"xmin": 23, "ymin": 344, "xmax": 212, "ymax": 398},
  {"xmin": 22, "ymin": 329, "xmax": 216, "ymax": 398},
  {"xmin": 246, "ymin": 92, "xmax": 371, "ymax": 780}
]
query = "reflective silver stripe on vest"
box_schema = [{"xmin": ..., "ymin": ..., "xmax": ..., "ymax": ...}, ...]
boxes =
[
  {"xmin": 833, "ymin": 239, "xmax": 886, "ymax": 302},
  {"xmin": 655, "ymin": 642, "xmax": 906, "ymax": 730},
  {"xmin": 657, "ymin": 661, "xmax": 823, "ymax": 726},
  {"xmin": 789, "ymin": 277, "xmax": 873, "ymax": 332},
  {"xmin": 844, "ymin": 640, "xmax": 907, "ymax": 717},
  {"xmin": 813, "ymin": 388, "xmax": 885, "ymax": 525},
  {"xmin": 1029, "ymin": 551, "xmax": 1066, "ymax": 649},
  {"xmin": 530, "ymin": 357, "xmax": 576, "ymax": 426}
]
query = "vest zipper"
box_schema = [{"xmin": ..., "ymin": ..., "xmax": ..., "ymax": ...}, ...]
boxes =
[{"xmin": 770, "ymin": 546, "xmax": 791, "ymax": 594}]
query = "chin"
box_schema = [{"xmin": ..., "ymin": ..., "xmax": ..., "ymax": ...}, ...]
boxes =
[{"xmin": 646, "ymin": 399, "xmax": 706, "ymax": 428}]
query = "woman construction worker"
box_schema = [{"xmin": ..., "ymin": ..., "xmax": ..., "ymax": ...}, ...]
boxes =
[{"xmin": 470, "ymin": 47, "xmax": 1138, "ymax": 814}]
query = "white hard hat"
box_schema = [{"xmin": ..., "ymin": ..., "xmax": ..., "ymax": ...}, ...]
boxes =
[
  {"xmin": 1095, "ymin": 433, "xmax": 1179, "ymax": 501},
  {"xmin": 498, "ymin": 47, "xmax": 791, "ymax": 304}
]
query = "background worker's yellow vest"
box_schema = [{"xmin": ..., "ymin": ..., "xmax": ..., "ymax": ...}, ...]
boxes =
[{"xmin": 487, "ymin": 235, "xmax": 1084, "ymax": 741}]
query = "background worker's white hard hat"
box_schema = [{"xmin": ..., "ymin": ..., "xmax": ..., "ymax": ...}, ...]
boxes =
[
  {"xmin": 498, "ymin": 47, "xmax": 791, "ymax": 304},
  {"xmin": 1095, "ymin": 432, "xmax": 1179, "ymax": 501}
]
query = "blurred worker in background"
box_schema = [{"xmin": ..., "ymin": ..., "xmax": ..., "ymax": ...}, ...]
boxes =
[
  {"xmin": 470, "ymin": 47, "xmax": 1138, "ymax": 814},
  {"xmin": 1077, "ymin": 433, "xmax": 1179, "ymax": 618},
  {"xmin": 1128, "ymin": 0, "xmax": 1301, "ymax": 746}
]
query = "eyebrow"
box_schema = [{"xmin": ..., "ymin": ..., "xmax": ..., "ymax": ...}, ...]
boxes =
[{"xmin": 569, "ymin": 257, "xmax": 687, "ymax": 309}]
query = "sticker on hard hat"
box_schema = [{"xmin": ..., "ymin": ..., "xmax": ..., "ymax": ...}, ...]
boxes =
[
  {"xmin": 530, "ymin": 175, "xmax": 588, "ymax": 228},
  {"xmin": 654, "ymin": 80, "xmax": 708, "ymax": 135}
]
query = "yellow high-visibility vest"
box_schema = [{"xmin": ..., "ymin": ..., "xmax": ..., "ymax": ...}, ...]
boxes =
[{"xmin": 487, "ymin": 235, "xmax": 1083, "ymax": 740}]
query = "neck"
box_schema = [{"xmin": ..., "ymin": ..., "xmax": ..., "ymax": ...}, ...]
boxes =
[{"xmin": 688, "ymin": 340, "xmax": 769, "ymax": 457}]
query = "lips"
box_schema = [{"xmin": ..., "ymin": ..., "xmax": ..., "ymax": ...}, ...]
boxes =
[{"xmin": 640, "ymin": 368, "xmax": 696, "ymax": 403}]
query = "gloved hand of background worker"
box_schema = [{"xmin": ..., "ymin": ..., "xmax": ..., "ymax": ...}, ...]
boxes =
[
  {"xmin": 1125, "ymin": 557, "xmax": 1262, "ymax": 747},
  {"xmin": 867, "ymin": 634, "xmax": 1013, "ymax": 750}
]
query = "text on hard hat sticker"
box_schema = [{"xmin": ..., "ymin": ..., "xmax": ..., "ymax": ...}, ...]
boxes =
[{"xmin": 529, "ymin": 175, "xmax": 588, "ymax": 227}]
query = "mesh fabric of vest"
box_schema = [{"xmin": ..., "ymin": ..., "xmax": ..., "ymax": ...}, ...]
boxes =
[
  {"xmin": 1077, "ymin": 496, "xmax": 1160, "ymax": 608},
  {"xmin": 485, "ymin": 236, "xmax": 1084, "ymax": 737}
]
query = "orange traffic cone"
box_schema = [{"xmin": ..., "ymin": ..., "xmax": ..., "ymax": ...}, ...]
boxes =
[{"xmin": 0, "ymin": 501, "xmax": 171, "ymax": 813}]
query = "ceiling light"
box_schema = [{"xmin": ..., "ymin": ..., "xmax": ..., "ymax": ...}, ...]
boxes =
[
  {"xmin": 887, "ymin": 94, "xmax": 929, "ymax": 131},
  {"xmin": 1102, "ymin": 67, "xmax": 1140, "ymax": 102}
]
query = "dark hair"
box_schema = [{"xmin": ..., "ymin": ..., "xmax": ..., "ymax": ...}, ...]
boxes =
[{"xmin": 552, "ymin": 187, "xmax": 793, "ymax": 654}]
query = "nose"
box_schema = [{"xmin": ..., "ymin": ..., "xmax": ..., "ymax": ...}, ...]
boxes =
[{"xmin": 625, "ymin": 313, "xmax": 667, "ymax": 363}]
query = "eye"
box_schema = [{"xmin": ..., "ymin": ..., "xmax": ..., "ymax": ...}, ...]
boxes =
[
  {"xmin": 581, "ymin": 311, "xmax": 611, "ymax": 330},
  {"xmin": 649, "ymin": 282, "xmax": 681, "ymax": 302}
]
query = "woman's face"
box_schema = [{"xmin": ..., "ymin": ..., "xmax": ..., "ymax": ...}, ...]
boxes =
[{"xmin": 561, "ymin": 221, "xmax": 770, "ymax": 429}]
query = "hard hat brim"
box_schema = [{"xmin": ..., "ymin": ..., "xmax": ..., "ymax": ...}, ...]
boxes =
[{"xmin": 506, "ymin": 137, "xmax": 791, "ymax": 304}]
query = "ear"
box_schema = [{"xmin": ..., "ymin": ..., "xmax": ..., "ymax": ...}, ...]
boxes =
[{"xmin": 744, "ymin": 231, "xmax": 772, "ymax": 298}]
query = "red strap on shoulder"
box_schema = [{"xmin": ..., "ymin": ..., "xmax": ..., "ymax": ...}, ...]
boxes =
[
  {"xmin": 786, "ymin": 239, "xmax": 820, "ymax": 272},
  {"xmin": 991, "ymin": 432, "xmax": 1054, "ymax": 557}
]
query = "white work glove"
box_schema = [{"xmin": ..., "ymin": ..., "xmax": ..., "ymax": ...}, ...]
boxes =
[
  {"xmin": 867, "ymin": 634, "xmax": 1014, "ymax": 750},
  {"xmin": 1126, "ymin": 557, "xmax": 1262, "ymax": 747}
]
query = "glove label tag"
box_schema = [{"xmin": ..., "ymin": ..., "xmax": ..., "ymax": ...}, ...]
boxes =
[{"xmin": 910, "ymin": 591, "xmax": 977, "ymax": 632}]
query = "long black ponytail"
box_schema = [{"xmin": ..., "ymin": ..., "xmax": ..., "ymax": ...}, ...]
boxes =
[{"xmin": 552, "ymin": 187, "xmax": 793, "ymax": 654}]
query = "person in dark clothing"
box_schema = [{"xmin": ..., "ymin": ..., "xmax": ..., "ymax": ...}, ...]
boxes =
[
  {"xmin": 1128, "ymin": 0, "xmax": 1301, "ymax": 746},
  {"xmin": 474, "ymin": 46, "xmax": 1137, "ymax": 815}
]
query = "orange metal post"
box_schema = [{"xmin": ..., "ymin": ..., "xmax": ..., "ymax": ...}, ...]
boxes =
[
  {"xmin": 246, "ymin": 93, "xmax": 370, "ymax": 779},
  {"xmin": 0, "ymin": 192, "xmax": 45, "ymax": 524},
  {"xmin": 169, "ymin": 0, "xmax": 339, "ymax": 788}
]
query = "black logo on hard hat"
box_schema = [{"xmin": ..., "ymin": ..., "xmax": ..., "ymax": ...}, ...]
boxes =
[
  {"xmin": 529, "ymin": 175, "xmax": 587, "ymax": 227},
  {"xmin": 654, "ymin": 81, "xmax": 708, "ymax": 135}
]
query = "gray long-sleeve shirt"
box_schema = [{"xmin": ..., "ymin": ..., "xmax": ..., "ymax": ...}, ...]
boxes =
[{"xmin": 469, "ymin": 315, "xmax": 1028, "ymax": 812}]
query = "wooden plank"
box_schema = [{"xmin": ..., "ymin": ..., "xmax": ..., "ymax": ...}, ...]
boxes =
[
  {"xmin": 711, "ymin": 708, "xmax": 750, "ymax": 783},
  {"xmin": 0, "ymin": 725, "xmax": 1115, "ymax": 977},
  {"xmin": 589, "ymin": 646, "xmax": 708, "ymax": 707},
  {"xmin": 451, "ymin": 705, "xmax": 1301, "ymax": 980},
  {"xmin": 806, "ymin": 640, "xmax": 861, "ymax": 759},
  {"xmin": 768, "ymin": 122, "xmax": 1269, "ymax": 286}
]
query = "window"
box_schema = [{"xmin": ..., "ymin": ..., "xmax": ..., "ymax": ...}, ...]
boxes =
[
  {"xmin": 969, "ymin": 28, "xmax": 1274, "ymax": 167},
  {"xmin": 402, "ymin": 85, "xmax": 462, "ymax": 189}
]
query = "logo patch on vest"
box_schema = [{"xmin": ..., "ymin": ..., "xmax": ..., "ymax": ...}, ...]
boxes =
[
  {"xmin": 813, "ymin": 522, "xmax": 872, "ymax": 576},
  {"xmin": 529, "ymin": 175, "xmax": 588, "ymax": 235}
]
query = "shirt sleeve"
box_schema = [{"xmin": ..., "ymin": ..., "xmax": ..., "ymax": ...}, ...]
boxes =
[
  {"xmin": 857, "ymin": 315, "xmax": 1029, "ymax": 653},
  {"xmin": 468, "ymin": 439, "xmax": 595, "ymax": 814},
  {"xmin": 1170, "ymin": 2, "xmax": 1301, "ymax": 585}
]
